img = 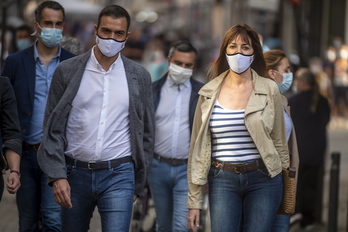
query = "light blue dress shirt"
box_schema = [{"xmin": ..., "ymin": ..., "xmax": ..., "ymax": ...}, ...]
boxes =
[{"xmin": 25, "ymin": 43, "xmax": 61, "ymax": 144}]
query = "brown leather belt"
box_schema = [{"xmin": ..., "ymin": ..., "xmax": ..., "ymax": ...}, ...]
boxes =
[
  {"xmin": 23, "ymin": 142, "xmax": 41, "ymax": 151},
  {"xmin": 65, "ymin": 155, "xmax": 132, "ymax": 170},
  {"xmin": 211, "ymin": 158, "xmax": 266, "ymax": 174},
  {"xmin": 153, "ymin": 153, "xmax": 188, "ymax": 166}
]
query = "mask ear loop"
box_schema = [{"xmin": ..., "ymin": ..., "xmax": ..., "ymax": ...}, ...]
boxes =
[
  {"xmin": 31, "ymin": 22, "xmax": 41, "ymax": 36},
  {"xmin": 271, "ymin": 70, "xmax": 282, "ymax": 84}
]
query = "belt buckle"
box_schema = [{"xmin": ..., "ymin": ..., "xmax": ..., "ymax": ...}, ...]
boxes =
[
  {"xmin": 235, "ymin": 163, "xmax": 247, "ymax": 174},
  {"xmin": 234, "ymin": 165, "xmax": 242, "ymax": 174},
  {"xmin": 88, "ymin": 161, "xmax": 97, "ymax": 170}
]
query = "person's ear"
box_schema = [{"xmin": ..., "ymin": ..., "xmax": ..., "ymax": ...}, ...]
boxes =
[
  {"xmin": 94, "ymin": 24, "xmax": 98, "ymax": 36},
  {"xmin": 268, "ymin": 69, "xmax": 276, "ymax": 80}
]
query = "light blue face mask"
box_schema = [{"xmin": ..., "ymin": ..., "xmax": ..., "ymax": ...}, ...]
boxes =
[
  {"xmin": 275, "ymin": 71, "xmax": 293, "ymax": 94},
  {"xmin": 38, "ymin": 25, "xmax": 63, "ymax": 48},
  {"xmin": 16, "ymin": 39, "xmax": 31, "ymax": 50}
]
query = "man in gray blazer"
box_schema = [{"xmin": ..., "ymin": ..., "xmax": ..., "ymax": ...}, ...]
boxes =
[{"xmin": 37, "ymin": 5, "xmax": 154, "ymax": 231}]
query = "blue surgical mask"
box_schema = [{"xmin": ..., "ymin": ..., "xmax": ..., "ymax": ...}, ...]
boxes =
[
  {"xmin": 275, "ymin": 71, "xmax": 293, "ymax": 94},
  {"xmin": 38, "ymin": 25, "xmax": 63, "ymax": 48},
  {"xmin": 16, "ymin": 39, "xmax": 31, "ymax": 50}
]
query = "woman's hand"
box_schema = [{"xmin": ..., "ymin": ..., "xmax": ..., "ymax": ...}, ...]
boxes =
[{"xmin": 188, "ymin": 209, "xmax": 200, "ymax": 232}]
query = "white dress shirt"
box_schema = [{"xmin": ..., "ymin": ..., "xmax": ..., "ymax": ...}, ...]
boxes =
[
  {"xmin": 65, "ymin": 47, "xmax": 131, "ymax": 161},
  {"xmin": 154, "ymin": 77, "xmax": 191, "ymax": 159}
]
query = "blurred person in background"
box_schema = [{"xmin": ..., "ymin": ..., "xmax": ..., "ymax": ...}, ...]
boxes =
[
  {"xmin": 332, "ymin": 44, "xmax": 348, "ymax": 118},
  {"xmin": 1, "ymin": 1, "xmax": 75, "ymax": 231},
  {"xmin": 323, "ymin": 46, "xmax": 336, "ymax": 82},
  {"xmin": 142, "ymin": 35, "xmax": 170, "ymax": 82},
  {"xmin": 122, "ymin": 27, "xmax": 147, "ymax": 63},
  {"xmin": 264, "ymin": 49, "xmax": 299, "ymax": 232},
  {"xmin": 187, "ymin": 24, "xmax": 289, "ymax": 232},
  {"xmin": 149, "ymin": 40, "xmax": 203, "ymax": 231},
  {"xmin": 288, "ymin": 68, "xmax": 331, "ymax": 230},
  {"xmin": 15, "ymin": 24, "xmax": 34, "ymax": 52},
  {"xmin": 0, "ymin": 76, "xmax": 22, "ymax": 201},
  {"xmin": 147, "ymin": 48, "xmax": 168, "ymax": 82},
  {"xmin": 61, "ymin": 36, "xmax": 83, "ymax": 55},
  {"xmin": 37, "ymin": 4, "xmax": 154, "ymax": 231},
  {"xmin": 258, "ymin": 33, "xmax": 270, "ymax": 52},
  {"xmin": 308, "ymin": 57, "xmax": 334, "ymax": 110}
]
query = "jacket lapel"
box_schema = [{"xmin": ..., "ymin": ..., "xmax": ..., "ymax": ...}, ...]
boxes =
[
  {"xmin": 22, "ymin": 47, "xmax": 36, "ymax": 107},
  {"xmin": 122, "ymin": 56, "xmax": 140, "ymax": 111},
  {"xmin": 245, "ymin": 70, "xmax": 268, "ymax": 116}
]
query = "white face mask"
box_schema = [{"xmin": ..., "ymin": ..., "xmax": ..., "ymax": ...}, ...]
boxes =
[
  {"xmin": 96, "ymin": 35, "xmax": 126, "ymax": 57},
  {"xmin": 226, "ymin": 53, "xmax": 254, "ymax": 74},
  {"xmin": 168, "ymin": 63, "xmax": 193, "ymax": 84}
]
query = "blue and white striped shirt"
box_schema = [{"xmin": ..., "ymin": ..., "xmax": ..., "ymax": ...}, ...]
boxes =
[{"xmin": 210, "ymin": 100, "xmax": 261, "ymax": 163}]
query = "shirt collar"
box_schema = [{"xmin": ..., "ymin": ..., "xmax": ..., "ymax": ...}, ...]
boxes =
[
  {"xmin": 33, "ymin": 39, "xmax": 61, "ymax": 60},
  {"xmin": 167, "ymin": 75, "xmax": 191, "ymax": 89},
  {"xmin": 90, "ymin": 45, "xmax": 121, "ymax": 71}
]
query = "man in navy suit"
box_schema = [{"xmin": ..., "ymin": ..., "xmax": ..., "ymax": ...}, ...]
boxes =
[
  {"xmin": 150, "ymin": 40, "xmax": 204, "ymax": 231},
  {"xmin": 1, "ymin": 1, "xmax": 74, "ymax": 231}
]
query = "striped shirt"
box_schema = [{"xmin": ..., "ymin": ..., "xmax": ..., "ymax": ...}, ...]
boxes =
[{"xmin": 210, "ymin": 100, "xmax": 261, "ymax": 163}]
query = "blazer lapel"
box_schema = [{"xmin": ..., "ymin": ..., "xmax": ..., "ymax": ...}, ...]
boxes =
[
  {"xmin": 122, "ymin": 56, "xmax": 140, "ymax": 111},
  {"xmin": 22, "ymin": 47, "xmax": 36, "ymax": 107}
]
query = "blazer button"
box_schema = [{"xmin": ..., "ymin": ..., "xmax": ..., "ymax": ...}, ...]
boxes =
[{"xmin": 28, "ymin": 113, "xmax": 32, "ymax": 117}]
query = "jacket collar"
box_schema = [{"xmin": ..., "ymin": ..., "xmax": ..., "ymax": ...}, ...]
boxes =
[{"xmin": 199, "ymin": 69, "xmax": 268, "ymax": 98}]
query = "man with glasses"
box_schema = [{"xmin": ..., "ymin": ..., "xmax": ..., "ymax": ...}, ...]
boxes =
[{"xmin": 1, "ymin": 1, "xmax": 74, "ymax": 231}]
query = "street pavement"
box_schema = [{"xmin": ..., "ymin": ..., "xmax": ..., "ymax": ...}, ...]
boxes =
[
  {"xmin": 289, "ymin": 116, "xmax": 348, "ymax": 232},
  {"xmin": 1, "ymin": 116, "xmax": 347, "ymax": 231}
]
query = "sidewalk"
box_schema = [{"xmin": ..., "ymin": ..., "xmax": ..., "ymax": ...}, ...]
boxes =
[
  {"xmin": 0, "ymin": 177, "xmax": 102, "ymax": 231},
  {"xmin": 1, "ymin": 117, "xmax": 347, "ymax": 231}
]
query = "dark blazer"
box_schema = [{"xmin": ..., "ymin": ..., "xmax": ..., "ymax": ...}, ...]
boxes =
[
  {"xmin": 0, "ymin": 76, "xmax": 21, "ymax": 155},
  {"xmin": 37, "ymin": 50, "xmax": 154, "ymax": 196},
  {"xmin": 152, "ymin": 73, "xmax": 204, "ymax": 133},
  {"xmin": 1, "ymin": 45, "xmax": 75, "ymax": 140}
]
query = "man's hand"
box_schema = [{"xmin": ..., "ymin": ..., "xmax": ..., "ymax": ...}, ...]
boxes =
[
  {"xmin": 6, "ymin": 172, "xmax": 21, "ymax": 194},
  {"xmin": 188, "ymin": 209, "xmax": 200, "ymax": 232},
  {"xmin": 53, "ymin": 179, "xmax": 72, "ymax": 208}
]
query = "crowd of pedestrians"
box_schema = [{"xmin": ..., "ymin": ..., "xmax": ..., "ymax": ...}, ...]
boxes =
[{"xmin": 0, "ymin": 0, "xmax": 339, "ymax": 231}]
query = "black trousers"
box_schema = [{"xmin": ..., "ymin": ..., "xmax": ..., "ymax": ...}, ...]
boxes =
[
  {"xmin": 296, "ymin": 164, "xmax": 324, "ymax": 227},
  {"xmin": 0, "ymin": 175, "xmax": 4, "ymax": 201}
]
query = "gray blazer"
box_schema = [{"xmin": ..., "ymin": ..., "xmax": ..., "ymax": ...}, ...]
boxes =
[{"xmin": 37, "ymin": 50, "xmax": 155, "ymax": 196}]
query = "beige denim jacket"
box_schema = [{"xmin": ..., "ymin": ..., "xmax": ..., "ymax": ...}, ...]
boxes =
[{"xmin": 187, "ymin": 69, "xmax": 290, "ymax": 209}]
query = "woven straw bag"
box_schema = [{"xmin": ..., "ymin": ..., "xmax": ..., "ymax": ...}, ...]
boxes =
[{"xmin": 277, "ymin": 167, "xmax": 296, "ymax": 215}]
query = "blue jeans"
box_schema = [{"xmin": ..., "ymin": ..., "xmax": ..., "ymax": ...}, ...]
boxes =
[
  {"xmin": 17, "ymin": 147, "xmax": 61, "ymax": 232},
  {"xmin": 148, "ymin": 159, "xmax": 189, "ymax": 232},
  {"xmin": 62, "ymin": 161, "xmax": 135, "ymax": 232},
  {"xmin": 271, "ymin": 215, "xmax": 290, "ymax": 232},
  {"xmin": 208, "ymin": 166, "xmax": 282, "ymax": 232}
]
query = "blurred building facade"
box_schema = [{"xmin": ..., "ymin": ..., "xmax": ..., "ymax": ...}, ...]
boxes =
[{"xmin": 0, "ymin": 0, "xmax": 347, "ymax": 71}]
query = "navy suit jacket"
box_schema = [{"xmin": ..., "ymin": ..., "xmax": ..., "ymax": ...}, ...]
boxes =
[
  {"xmin": 1, "ymin": 45, "xmax": 75, "ymax": 140},
  {"xmin": 152, "ymin": 73, "xmax": 204, "ymax": 133}
]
